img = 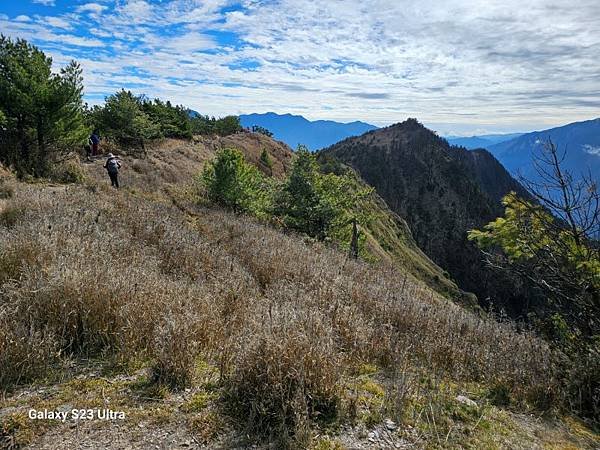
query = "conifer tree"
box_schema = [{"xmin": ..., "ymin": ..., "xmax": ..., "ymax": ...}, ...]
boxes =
[{"xmin": 0, "ymin": 36, "xmax": 86, "ymax": 175}]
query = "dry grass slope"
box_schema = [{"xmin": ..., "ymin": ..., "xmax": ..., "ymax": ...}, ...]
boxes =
[{"xmin": 0, "ymin": 144, "xmax": 597, "ymax": 448}]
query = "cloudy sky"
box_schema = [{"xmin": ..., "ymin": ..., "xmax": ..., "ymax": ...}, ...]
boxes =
[{"xmin": 1, "ymin": 0, "xmax": 599, "ymax": 135}]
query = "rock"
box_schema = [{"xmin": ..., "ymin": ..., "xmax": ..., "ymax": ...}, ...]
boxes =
[
  {"xmin": 384, "ymin": 418, "xmax": 397, "ymax": 430},
  {"xmin": 456, "ymin": 395, "xmax": 477, "ymax": 407}
]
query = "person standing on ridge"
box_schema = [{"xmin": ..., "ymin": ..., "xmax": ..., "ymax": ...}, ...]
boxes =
[
  {"xmin": 90, "ymin": 130, "xmax": 100, "ymax": 157},
  {"xmin": 103, "ymin": 153, "xmax": 122, "ymax": 188}
]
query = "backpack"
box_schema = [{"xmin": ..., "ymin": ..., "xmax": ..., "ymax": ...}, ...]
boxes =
[{"xmin": 106, "ymin": 158, "xmax": 120, "ymax": 173}]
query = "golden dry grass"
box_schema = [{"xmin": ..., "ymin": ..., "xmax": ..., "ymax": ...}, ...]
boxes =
[{"xmin": 0, "ymin": 174, "xmax": 560, "ymax": 445}]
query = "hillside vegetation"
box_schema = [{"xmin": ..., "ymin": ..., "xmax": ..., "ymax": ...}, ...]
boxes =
[
  {"xmin": 1, "ymin": 140, "xmax": 598, "ymax": 448},
  {"xmin": 81, "ymin": 135, "xmax": 462, "ymax": 301},
  {"xmin": 322, "ymin": 119, "xmax": 535, "ymax": 316}
]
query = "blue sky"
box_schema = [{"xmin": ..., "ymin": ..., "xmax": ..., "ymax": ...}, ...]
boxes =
[{"xmin": 1, "ymin": 0, "xmax": 599, "ymax": 136}]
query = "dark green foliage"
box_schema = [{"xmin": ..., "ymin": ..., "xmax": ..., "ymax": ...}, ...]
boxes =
[
  {"xmin": 141, "ymin": 98, "xmax": 192, "ymax": 139},
  {"xmin": 88, "ymin": 92, "xmax": 241, "ymax": 146},
  {"xmin": 201, "ymin": 146, "xmax": 371, "ymax": 251},
  {"xmin": 251, "ymin": 125, "xmax": 273, "ymax": 137},
  {"xmin": 0, "ymin": 36, "xmax": 87, "ymax": 176},
  {"xmin": 322, "ymin": 119, "xmax": 536, "ymax": 316},
  {"xmin": 88, "ymin": 90, "xmax": 160, "ymax": 146},
  {"xmin": 274, "ymin": 146, "xmax": 371, "ymax": 243},
  {"xmin": 274, "ymin": 146, "xmax": 333, "ymax": 241},
  {"xmin": 215, "ymin": 115, "xmax": 242, "ymax": 136},
  {"xmin": 201, "ymin": 148, "xmax": 270, "ymax": 216},
  {"xmin": 190, "ymin": 114, "xmax": 242, "ymax": 137}
]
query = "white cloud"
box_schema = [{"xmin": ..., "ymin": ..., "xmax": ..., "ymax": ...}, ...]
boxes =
[
  {"xmin": 76, "ymin": 3, "xmax": 108, "ymax": 15},
  {"xmin": 32, "ymin": 0, "xmax": 55, "ymax": 5},
  {"xmin": 42, "ymin": 16, "xmax": 72, "ymax": 29},
  {"xmin": 9, "ymin": 0, "xmax": 600, "ymax": 131},
  {"xmin": 161, "ymin": 32, "xmax": 216, "ymax": 52},
  {"xmin": 15, "ymin": 15, "xmax": 32, "ymax": 22},
  {"xmin": 115, "ymin": 0, "xmax": 154, "ymax": 24},
  {"xmin": 583, "ymin": 144, "xmax": 600, "ymax": 156}
]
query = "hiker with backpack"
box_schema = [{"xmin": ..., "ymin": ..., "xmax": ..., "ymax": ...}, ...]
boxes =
[
  {"xmin": 89, "ymin": 130, "xmax": 100, "ymax": 157},
  {"xmin": 103, "ymin": 153, "xmax": 122, "ymax": 188}
]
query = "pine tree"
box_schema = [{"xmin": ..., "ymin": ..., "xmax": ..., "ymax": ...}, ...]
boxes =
[{"xmin": 0, "ymin": 36, "xmax": 86, "ymax": 176}]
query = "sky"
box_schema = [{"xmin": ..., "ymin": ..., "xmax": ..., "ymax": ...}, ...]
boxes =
[{"xmin": 0, "ymin": 0, "xmax": 599, "ymax": 136}]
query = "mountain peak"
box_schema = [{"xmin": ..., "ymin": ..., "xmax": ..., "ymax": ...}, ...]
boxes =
[{"xmin": 322, "ymin": 120, "xmax": 531, "ymax": 315}]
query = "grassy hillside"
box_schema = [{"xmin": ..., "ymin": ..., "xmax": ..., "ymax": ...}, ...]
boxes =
[
  {"xmin": 85, "ymin": 134, "xmax": 463, "ymax": 302},
  {"xmin": 1, "ymin": 137, "xmax": 598, "ymax": 448}
]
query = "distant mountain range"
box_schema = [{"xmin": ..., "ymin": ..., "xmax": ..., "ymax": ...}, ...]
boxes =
[
  {"xmin": 446, "ymin": 133, "xmax": 524, "ymax": 150},
  {"xmin": 240, "ymin": 112, "xmax": 600, "ymax": 192},
  {"xmin": 486, "ymin": 118, "xmax": 600, "ymax": 185},
  {"xmin": 239, "ymin": 112, "xmax": 378, "ymax": 150}
]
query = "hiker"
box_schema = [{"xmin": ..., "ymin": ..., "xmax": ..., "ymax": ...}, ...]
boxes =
[
  {"xmin": 103, "ymin": 153, "xmax": 122, "ymax": 188},
  {"xmin": 89, "ymin": 130, "xmax": 100, "ymax": 157}
]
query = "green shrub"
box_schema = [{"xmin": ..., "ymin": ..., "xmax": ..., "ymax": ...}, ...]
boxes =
[
  {"xmin": 274, "ymin": 147, "xmax": 371, "ymax": 243},
  {"xmin": 89, "ymin": 89, "xmax": 160, "ymax": 146},
  {"xmin": 49, "ymin": 160, "xmax": 86, "ymax": 184},
  {"xmin": 259, "ymin": 148, "xmax": 273, "ymax": 170},
  {"xmin": 252, "ymin": 126, "xmax": 273, "ymax": 137},
  {"xmin": 201, "ymin": 148, "xmax": 271, "ymax": 216}
]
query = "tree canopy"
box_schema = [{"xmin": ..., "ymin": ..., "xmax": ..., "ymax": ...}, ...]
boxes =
[{"xmin": 0, "ymin": 36, "xmax": 86, "ymax": 176}]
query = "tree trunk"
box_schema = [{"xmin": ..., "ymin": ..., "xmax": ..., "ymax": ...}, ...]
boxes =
[
  {"xmin": 36, "ymin": 114, "xmax": 46, "ymax": 176},
  {"xmin": 349, "ymin": 218, "xmax": 360, "ymax": 260}
]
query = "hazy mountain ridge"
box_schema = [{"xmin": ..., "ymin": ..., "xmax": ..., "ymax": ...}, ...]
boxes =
[
  {"xmin": 239, "ymin": 112, "xmax": 378, "ymax": 150},
  {"xmin": 488, "ymin": 118, "xmax": 600, "ymax": 183},
  {"xmin": 446, "ymin": 133, "xmax": 524, "ymax": 150}
]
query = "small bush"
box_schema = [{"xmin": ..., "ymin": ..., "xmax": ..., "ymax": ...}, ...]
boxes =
[
  {"xmin": 201, "ymin": 148, "xmax": 271, "ymax": 216},
  {"xmin": 49, "ymin": 160, "xmax": 87, "ymax": 184},
  {"xmin": 225, "ymin": 324, "xmax": 341, "ymax": 443},
  {"xmin": 0, "ymin": 180, "xmax": 14, "ymax": 199},
  {"xmin": 0, "ymin": 203, "xmax": 25, "ymax": 228}
]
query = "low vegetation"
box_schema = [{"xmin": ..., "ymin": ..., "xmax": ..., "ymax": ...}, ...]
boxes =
[
  {"xmin": 201, "ymin": 146, "xmax": 372, "ymax": 257},
  {"xmin": 1, "ymin": 175, "xmax": 583, "ymax": 447}
]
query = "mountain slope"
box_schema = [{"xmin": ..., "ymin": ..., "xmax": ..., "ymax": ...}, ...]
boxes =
[
  {"xmin": 88, "ymin": 133, "xmax": 461, "ymax": 300},
  {"xmin": 452, "ymin": 147, "xmax": 531, "ymax": 204},
  {"xmin": 2, "ymin": 145, "xmax": 597, "ymax": 449},
  {"xmin": 322, "ymin": 119, "xmax": 533, "ymax": 312},
  {"xmin": 240, "ymin": 112, "xmax": 377, "ymax": 150},
  {"xmin": 488, "ymin": 118, "xmax": 600, "ymax": 183}
]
